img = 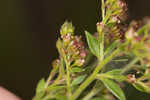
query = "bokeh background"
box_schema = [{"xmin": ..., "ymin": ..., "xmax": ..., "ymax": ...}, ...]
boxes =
[{"xmin": 1, "ymin": 0, "xmax": 150, "ymax": 99}]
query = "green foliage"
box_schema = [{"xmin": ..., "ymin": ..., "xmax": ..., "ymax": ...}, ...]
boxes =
[
  {"xmin": 101, "ymin": 78, "xmax": 126, "ymax": 100},
  {"xmin": 85, "ymin": 31, "xmax": 100, "ymax": 58},
  {"xmin": 33, "ymin": 78, "xmax": 46, "ymax": 100},
  {"xmin": 60, "ymin": 21, "xmax": 75, "ymax": 35},
  {"xmin": 36, "ymin": 78, "xmax": 45, "ymax": 94},
  {"xmin": 105, "ymin": 69, "xmax": 127, "ymax": 82},
  {"xmin": 133, "ymin": 81, "xmax": 150, "ymax": 93},
  {"xmin": 71, "ymin": 67, "xmax": 84, "ymax": 73},
  {"xmin": 72, "ymin": 75, "xmax": 87, "ymax": 86},
  {"xmin": 104, "ymin": 40, "xmax": 119, "ymax": 56},
  {"xmin": 91, "ymin": 97, "xmax": 106, "ymax": 100},
  {"xmin": 106, "ymin": 69, "xmax": 122, "ymax": 75}
]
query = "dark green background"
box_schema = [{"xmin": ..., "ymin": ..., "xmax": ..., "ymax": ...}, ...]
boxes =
[{"xmin": 1, "ymin": 0, "xmax": 150, "ymax": 99}]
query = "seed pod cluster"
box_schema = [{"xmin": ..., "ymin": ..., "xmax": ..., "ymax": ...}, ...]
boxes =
[
  {"xmin": 106, "ymin": 0, "xmax": 128, "ymax": 24},
  {"xmin": 98, "ymin": 0, "xmax": 128, "ymax": 46},
  {"xmin": 58, "ymin": 21, "xmax": 87, "ymax": 67}
]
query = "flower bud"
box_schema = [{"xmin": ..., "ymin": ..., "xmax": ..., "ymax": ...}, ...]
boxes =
[
  {"xmin": 74, "ymin": 59, "xmax": 85, "ymax": 66},
  {"xmin": 118, "ymin": 0, "xmax": 127, "ymax": 11},
  {"xmin": 52, "ymin": 59, "xmax": 60, "ymax": 68},
  {"xmin": 97, "ymin": 22, "xmax": 104, "ymax": 34},
  {"xmin": 125, "ymin": 27, "xmax": 136, "ymax": 40},
  {"xmin": 127, "ymin": 74, "xmax": 136, "ymax": 83},
  {"xmin": 80, "ymin": 50, "xmax": 87, "ymax": 58},
  {"xmin": 60, "ymin": 21, "xmax": 75, "ymax": 35},
  {"xmin": 111, "ymin": 15, "xmax": 121, "ymax": 23}
]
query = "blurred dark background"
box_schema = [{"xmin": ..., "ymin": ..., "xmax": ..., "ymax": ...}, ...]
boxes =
[{"xmin": 1, "ymin": 0, "xmax": 150, "ymax": 99}]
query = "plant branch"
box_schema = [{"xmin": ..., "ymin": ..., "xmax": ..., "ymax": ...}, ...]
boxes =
[
  {"xmin": 101, "ymin": 0, "xmax": 105, "ymax": 20},
  {"xmin": 72, "ymin": 47, "xmax": 121, "ymax": 100},
  {"xmin": 45, "ymin": 66, "xmax": 58, "ymax": 89},
  {"xmin": 65, "ymin": 58, "xmax": 72, "ymax": 100},
  {"xmin": 82, "ymin": 88, "xmax": 101, "ymax": 100}
]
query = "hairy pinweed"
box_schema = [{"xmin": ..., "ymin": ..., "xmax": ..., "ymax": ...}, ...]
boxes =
[{"xmin": 33, "ymin": 0, "xmax": 150, "ymax": 100}]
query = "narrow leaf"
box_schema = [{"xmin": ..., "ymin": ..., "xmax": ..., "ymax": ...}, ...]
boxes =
[
  {"xmin": 137, "ymin": 25, "xmax": 147, "ymax": 34},
  {"xmin": 85, "ymin": 31, "xmax": 100, "ymax": 57},
  {"xmin": 133, "ymin": 83, "xmax": 145, "ymax": 92},
  {"xmin": 33, "ymin": 92, "xmax": 45, "ymax": 100},
  {"xmin": 71, "ymin": 67, "xmax": 84, "ymax": 73},
  {"xmin": 105, "ymin": 69, "xmax": 126, "ymax": 82},
  {"xmin": 133, "ymin": 81, "xmax": 150, "ymax": 93},
  {"xmin": 47, "ymin": 86, "xmax": 65, "ymax": 91},
  {"xmin": 72, "ymin": 75, "xmax": 87, "ymax": 86},
  {"xmin": 106, "ymin": 69, "xmax": 122, "ymax": 75},
  {"xmin": 91, "ymin": 97, "xmax": 106, "ymax": 100},
  {"xmin": 56, "ymin": 94, "xmax": 67, "ymax": 100},
  {"xmin": 36, "ymin": 78, "xmax": 45, "ymax": 94},
  {"xmin": 104, "ymin": 40, "xmax": 119, "ymax": 56},
  {"xmin": 101, "ymin": 78, "xmax": 126, "ymax": 100}
]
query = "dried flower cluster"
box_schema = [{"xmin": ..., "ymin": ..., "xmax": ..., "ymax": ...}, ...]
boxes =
[
  {"xmin": 125, "ymin": 18, "xmax": 150, "ymax": 66},
  {"xmin": 58, "ymin": 21, "xmax": 87, "ymax": 67}
]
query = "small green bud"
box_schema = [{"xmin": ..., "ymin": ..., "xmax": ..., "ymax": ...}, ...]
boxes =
[
  {"xmin": 56, "ymin": 38, "xmax": 66, "ymax": 57},
  {"xmin": 97, "ymin": 22, "xmax": 104, "ymax": 34},
  {"xmin": 60, "ymin": 21, "xmax": 75, "ymax": 35}
]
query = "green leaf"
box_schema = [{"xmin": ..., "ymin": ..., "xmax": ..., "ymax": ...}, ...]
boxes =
[
  {"xmin": 137, "ymin": 25, "xmax": 147, "ymax": 34},
  {"xmin": 71, "ymin": 67, "xmax": 84, "ymax": 73},
  {"xmin": 72, "ymin": 75, "xmax": 87, "ymax": 86},
  {"xmin": 133, "ymin": 82, "xmax": 145, "ymax": 92},
  {"xmin": 104, "ymin": 40, "xmax": 119, "ymax": 56},
  {"xmin": 133, "ymin": 81, "xmax": 150, "ymax": 93},
  {"xmin": 36, "ymin": 78, "xmax": 45, "ymax": 94},
  {"xmin": 106, "ymin": 69, "xmax": 122, "ymax": 75},
  {"xmin": 105, "ymin": 69, "xmax": 126, "ymax": 82},
  {"xmin": 107, "ymin": 22, "xmax": 116, "ymax": 27},
  {"xmin": 114, "ymin": 75, "xmax": 127, "ymax": 82},
  {"xmin": 91, "ymin": 97, "xmax": 106, "ymax": 100},
  {"xmin": 85, "ymin": 31, "xmax": 100, "ymax": 57},
  {"xmin": 143, "ymin": 73, "xmax": 150, "ymax": 77},
  {"xmin": 56, "ymin": 94, "xmax": 67, "ymax": 100},
  {"xmin": 33, "ymin": 92, "xmax": 45, "ymax": 100},
  {"xmin": 101, "ymin": 78, "xmax": 126, "ymax": 100},
  {"xmin": 47, "ymin": 86, "xmax": 65, "ymax": 91}
]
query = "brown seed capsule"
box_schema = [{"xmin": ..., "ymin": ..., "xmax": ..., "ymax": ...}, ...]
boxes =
[
  {"xmin": 111, "ymin": 15, "xmax": 121, "ymax": 23},
  {"xmin": 62, "ymin": 33, "xmax": 72, "ymax": 42},
  {"xmin": 80, "ymin": 50, "xmax": 87, "ymax": 58},
  {"xmin": 125, "ymin": 27, "xmax": 137, "ymax": 40},
  {"xmin": 52, "ymin": 59, "xmax": 60, "ymax": 68},
  {"xmin": 93, "ymin": 32, "xmax": 98, "ymax": 39},
  {"xmin": 127, "ymin": 74, "xmax": 136, "ymax": 83}
]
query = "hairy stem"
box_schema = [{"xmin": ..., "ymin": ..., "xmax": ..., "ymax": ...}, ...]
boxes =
[
  {"xmin": 65, "ymin": 60, "xmax": 72, "ymax": 100},
  {"xmin": 82, "ymin": 89, "xmax": 100, "ymax": 100},
  {"xmin": 101, "ymin": 0, "xmax": 105, "ymax": 20},
  {"xmin": 45, "ymin": 67, "xmax": 58, "ymax": 89},
  {"xmin": 99, "ymin": 32, "xmax": 104, "ymax": 61},
  {"xmin": 82, "ymin": 84, "xmax": 104, "ymax": 100}
]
